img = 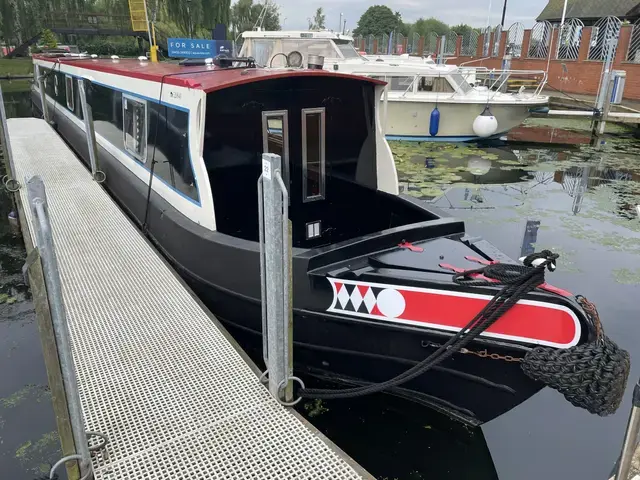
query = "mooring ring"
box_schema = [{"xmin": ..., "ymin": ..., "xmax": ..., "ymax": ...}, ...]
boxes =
[
  {"xmin": 5, "ymin": 178, "xmax": 20, "ymax": 192},
  {"xmin": 49, "ymin": 454, "xmax": 93, "ymax": 480},
  {"xmin": 1, "ymin": 174, "xmax": 8, "ymax": 186},
  {"xmin": 94, "ymin": 170, "xmax": 106, "ymax": 183},
  {"xmin": 86, "ymin": 430, "xmax": 109, "ymax": 452},
  {"xmin": 276, "ymin": 376, "xmax": 305, "ymax": 407},
  {"xmin": 259, "ymin": 369, "xmax": 269, "ymax": 384}
]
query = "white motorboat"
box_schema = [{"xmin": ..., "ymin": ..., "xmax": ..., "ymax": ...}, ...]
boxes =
[{"xmin": 239, "ymin": 30, "xmax": 549, "ymax": 142}]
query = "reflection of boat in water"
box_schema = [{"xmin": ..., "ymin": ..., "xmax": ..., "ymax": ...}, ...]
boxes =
[
  {"xmin": 239, "ymin": 30, "xmax": 549, "ymax": 142},
  {"xmin": 31, "ymin": 53, "xmax": 610, "ymax": 426}
]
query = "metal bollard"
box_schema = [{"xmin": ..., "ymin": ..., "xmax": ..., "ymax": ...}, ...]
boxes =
[
  {"xmin": 26, "ymin": 176, "xmax": 93, "ymax": 479},
  {"xmin": 258, "ymin": 153, "xmax": 299, "ymax": 405},
  {"xmin": 77, "ymin": 79, "xmax": 105, "ymax": 183},
  {"xmin": 35, "ymin": 64, "xmax": 50, "ymax": 125},
  {"xmin": 615, "ymin": 378, "xmax": 640, "ymax": 479}
]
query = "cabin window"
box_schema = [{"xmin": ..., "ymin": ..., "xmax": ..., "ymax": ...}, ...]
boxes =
[
  {"xmin": 262, "ymin": 110, "xmax": 289, "ymax": 189},
  {"xmin": 418, "ymin": 77, "xmax": 455, "ymax": 93},
  {"xmin": 389, "ymin": 76, "xmax": 414, "ymax": 92},
  {"xmin": 65, "ymin": 75, "xmax": 74, "ymax": 111},
  {"xmin": 281, "ymin": 39, "xmax": 338, "ymax": 61},
  {"xmin": 302, "ymin": 107, "xmax": 325, "ymax": 202},
  {"xmin": 122, "ymin": 94, "xmax": 147, "ymax": 162}
]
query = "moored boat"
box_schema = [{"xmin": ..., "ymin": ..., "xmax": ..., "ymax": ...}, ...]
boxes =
[
  {"xmin": 239, "ymin": 30, "xmax": 549, "ymax": 142},
  {"xmin": 29, "ymin": 53, "xmax": 627, "ymax": 425}
]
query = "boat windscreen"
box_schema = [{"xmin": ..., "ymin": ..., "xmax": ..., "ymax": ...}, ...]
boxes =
[
  {"xmin": 334, "ymin": 39, "xmax": 363, "ymax": 58},
  {"xmin": 449, "ymin": 72, "xmax": 472, "ymax": 94}
]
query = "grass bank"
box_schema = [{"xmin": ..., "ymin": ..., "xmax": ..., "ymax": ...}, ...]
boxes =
[{"xmin": 0, "ymin": 58, "xmax": 33, "ymax": 76}]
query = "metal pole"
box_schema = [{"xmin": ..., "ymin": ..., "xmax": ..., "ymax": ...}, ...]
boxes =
[
  {"xmin": 500, "ymin": 0, "xmax": 508, "ymax": 27},
  {"xmin": 598, "ymin": 73, "xmax": 616, "ymax": 136},
  {"xmin": 486, "ymin": 0, "xmax": 493, "ymax": 30},
  {"xmin": 438, "ymin": 35, "xmax": 446, "ymax": 64},
  {"xmin": 596, "ymin": 39, "xmax": 616, "ymax": 111},
  {"xmin": 339, "ymin": 13, "xmax": 343, "ymax": 33},
  {"xmin": 35, "ymin": 65, "xmax": 50, "ymax": 124},
  {"xmin": 0, "ymin": 83, "xmax": 16, "ymax": 179},
  {"xmin": 560, "ymin": 0, "xmax": 568, "ymax": 28},
  {"xmin": 77, "ymin": 79, "xmax": 102, "ymax": 182},
  {"xmin": 615, "ymin": 379, "xmax": 640, "ymax": 480},
  {"xmin": 259, "ymin": 153, "xmax": 292, "ymax": 402},
  {"xmin": 26, "ymin": 176, "xmax": 92, "ymax": 478}
]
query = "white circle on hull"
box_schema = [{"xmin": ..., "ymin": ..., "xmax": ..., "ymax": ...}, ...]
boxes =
[{"xmin": 377, "ymin": 289, "xmax": 406, "ymax": 318}]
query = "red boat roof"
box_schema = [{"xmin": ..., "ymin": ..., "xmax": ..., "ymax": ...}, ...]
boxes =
[{"xmin": 33, "ymin": 55, "xmax": 385, "ymax": 93}]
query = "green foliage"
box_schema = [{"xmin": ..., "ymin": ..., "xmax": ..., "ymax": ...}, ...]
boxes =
[
  {"xmin": 450, "ymin": 23, "xmax": 481, "ymax": 37},
  {"xmin": 0, "ymin": 0, "xmax": 231, "ymax": 48},
  {"xmin": 40, "ymin": 28, "xmax": 57, "ymax": 48},
  {"xmin": 411, "ymin": 17, "xmax": 449, "ymax": 37},
  {"xmin": 0, "ymin": 58, "xmax": 33, "ymax": 75},
  {"xmin": 308, "ymin": 7, "xmax": 326, "ymax": 31},
  {"xmin": 230, "ymin": 0, "xmax": 280, "ymax": 39},
  {"xmin": 353, "ymin": 5, "xmax": 403, "ymax": 37},
  {"xmin": 76, "ymin": 36, "xmax": 144, "ymax": 56}
]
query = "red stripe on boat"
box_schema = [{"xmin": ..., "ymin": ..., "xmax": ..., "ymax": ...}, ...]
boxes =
[{"xmin": 327, "ymin": 278, "xmax": 580, "ymax": 348}]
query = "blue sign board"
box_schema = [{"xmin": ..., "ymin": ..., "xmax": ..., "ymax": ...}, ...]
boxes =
[{"xmin": 168, "ymin": 38, "xmax": 232, "ymax": 59}]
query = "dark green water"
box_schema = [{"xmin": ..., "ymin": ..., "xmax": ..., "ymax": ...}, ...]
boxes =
[
  {"xmin": 0, "ymin": 84, "xmax": 62, "ymax": 479},
  {"xmin": 1, "ymin": 85, "xmax": 639, "ymax": 479}
]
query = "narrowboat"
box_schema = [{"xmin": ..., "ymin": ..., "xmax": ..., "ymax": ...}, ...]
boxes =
[{"xmin": 30, "ymin": 53, "xmax": 597, "ymax": 425}]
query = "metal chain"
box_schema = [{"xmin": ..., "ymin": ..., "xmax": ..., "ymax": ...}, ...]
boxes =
[
  {"xmin": 421, "ymin": 340, "xmax": 523, "ymax": 362},
  {"xmin": 459, "ymin": 347, "xmax": 523, "ymax": 363}
]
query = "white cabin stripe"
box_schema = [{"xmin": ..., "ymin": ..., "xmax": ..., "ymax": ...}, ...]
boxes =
[{"xmin": 33, "ymin": 58, "xmax": 216, "ymax": 231}]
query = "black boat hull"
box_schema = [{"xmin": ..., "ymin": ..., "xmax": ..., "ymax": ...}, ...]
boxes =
[
  {"xmin": 31, "ymin": 91, "xmax": 590, "ymax": 426},
  {"xmin": 186, "ymin": 276, "xmax": 542, "ymax": 425}
]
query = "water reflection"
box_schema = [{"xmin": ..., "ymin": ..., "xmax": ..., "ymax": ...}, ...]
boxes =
[{"xmin": 391, "ymin": 138, "xmax": 640, "ymax": 223}]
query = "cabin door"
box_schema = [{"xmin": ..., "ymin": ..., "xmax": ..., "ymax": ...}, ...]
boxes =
[{"xmin": 262, "ymin": 107, "xmax": 328, "ymax": 248}]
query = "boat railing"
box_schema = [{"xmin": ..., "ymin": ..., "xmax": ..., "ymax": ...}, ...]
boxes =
[{"xmin": 455, "ymin": 68, "xmax": 548, "ymax": 99}]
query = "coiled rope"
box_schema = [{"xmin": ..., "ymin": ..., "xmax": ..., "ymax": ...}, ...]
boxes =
[
  {"xmin": 299, "ymin": 251, "xmax": 558, "ymax": 400},
  {"xmin": 299, "ymin": 251, "xmax": 630, "ymax": 416},
  {"xmin": 522, "ymin": 296, "xmax": 630, "ymax": 416}
]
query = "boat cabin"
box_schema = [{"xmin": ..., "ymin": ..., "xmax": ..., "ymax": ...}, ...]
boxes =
[
  {"xmin": 239, "ymin": 30, "xmax": 363, "ymax": 66},
  {"xmin": 32, "ymin": 55, "xmax": 439, "ymax": 249}
]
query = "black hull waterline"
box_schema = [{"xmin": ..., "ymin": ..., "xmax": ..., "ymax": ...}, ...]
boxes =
[{"xmin": 32, "ymin": 90, "xmax": 594, "ymax": 426}]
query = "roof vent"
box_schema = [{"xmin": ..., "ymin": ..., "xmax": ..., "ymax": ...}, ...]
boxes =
[{"xmin": 308, "ymin": 55, "xmax": 324, "ymax": 70}]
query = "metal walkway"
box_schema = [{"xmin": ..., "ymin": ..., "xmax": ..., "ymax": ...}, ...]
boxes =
[{"xmin": 8, "ymin": 118, "xmax": 367, "ymax": 479}]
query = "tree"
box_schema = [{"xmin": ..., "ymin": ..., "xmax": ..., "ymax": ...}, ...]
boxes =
[
  {"xmin": 41, "ymin": 28, "xmax": 58, "ymax": 48},
  {"xmin": 307, "ymin": 7, "xmax": 325, "ymax": 31},
  {"xmin": 412, "ymin": 17, "xmax": 450, "ymax": 37},
  {"xmin": 353, "ymin": 5, "xmax": 403, "ymax": 37},
  {"xmin": 230, "ymin": 0, "xmax": 280, "ymax": 38},
  {"xmin": 450, "ymin": 23, "xmax": 480, "ymax": 37}
]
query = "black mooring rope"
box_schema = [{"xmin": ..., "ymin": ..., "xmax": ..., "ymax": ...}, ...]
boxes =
[{"xmin": 299, "ymin": 251, "xmax": 557, "ymax": 400}]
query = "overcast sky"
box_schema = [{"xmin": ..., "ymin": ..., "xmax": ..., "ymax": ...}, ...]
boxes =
[{"xmin": 275, "ymin": 0, "xmax": 546, "ymax": 31}]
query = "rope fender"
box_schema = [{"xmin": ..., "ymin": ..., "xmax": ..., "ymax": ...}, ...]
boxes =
[{"xmin": 521, "ymin": 296, "xmax": 630, "ymax": 416}]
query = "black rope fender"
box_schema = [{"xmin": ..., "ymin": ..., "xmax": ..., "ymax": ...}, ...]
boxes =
[{"xmin": 521, "ymin": 296, "xmax": 630, "ymax": 416}]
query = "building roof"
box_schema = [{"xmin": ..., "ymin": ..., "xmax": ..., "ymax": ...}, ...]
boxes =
[
  {"xmin": 537, "ymin": 0, "xmax": 640, "ymax": 22},
  {"xmin": 33, "ymin": 55, "xmax": 382, "ymax": 93}
]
